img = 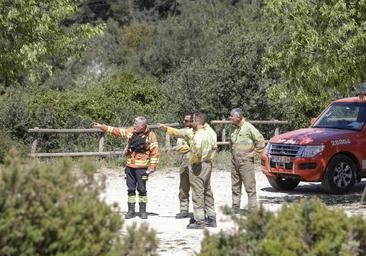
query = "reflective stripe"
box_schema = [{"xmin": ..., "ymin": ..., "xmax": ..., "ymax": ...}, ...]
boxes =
[
  {"xmin": 127, "ymin": 159, "xmax": 149, "ymax": 165},
  {"xmin": 139, "ymin": 196, "xmax": 147, "ymax": 203},
  {"xmin": 120, "ymin": 128, "xmax": 126, "ymax": 137},
  {"xmin": 193, "ymin": 208, "xmax": 205, "ymax": 222},
  {"xmin": 107, "ymin": 126, "xmax": 113, "ymax": 135},
  {"xmin": 150, "ymin": 158, "xmax": 159, "ymax": 164},
  {"xmin": 190, "ymin": 124, "xmax": 217, "ymax": 164},
  {"xmin": 231, "ymin": 120, "xmax": 265, "ymax": 156},
  {"xmin": 178, "ymin": 129, "xmax": 186, "ymax": 137},
  {"xmin": 128, "ymin": 195, "xmax": 136, "ymax": 203},
  {"xmin": 149, "ymin": 142, "xmax": 158, "ymax": 149}
]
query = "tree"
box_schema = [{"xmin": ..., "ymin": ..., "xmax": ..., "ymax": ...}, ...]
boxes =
[
  {"xmin": 162, "ymin": 3, "xmax": 278, "ymax": 121},
  {"xmin": 0, "ymin": 0, "xmax": 104, "ymax": 89},
  {"xmin": 263, "ymin": 0, "xmax": 366, "ymax": 127},
  {"xmin": 121, "ymin": 1, "xmax": 220, "ymax": 79}
]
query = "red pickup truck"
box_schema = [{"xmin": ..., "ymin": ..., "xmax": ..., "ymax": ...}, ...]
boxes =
[{"xmin": 261, "ymin": 92, "xmax": 366, "ymax": 194}]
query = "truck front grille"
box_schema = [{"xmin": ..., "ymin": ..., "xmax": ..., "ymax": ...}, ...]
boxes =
[{"xmin": 270, "ymin": 144, "xmax": 302, "ymax": 157}]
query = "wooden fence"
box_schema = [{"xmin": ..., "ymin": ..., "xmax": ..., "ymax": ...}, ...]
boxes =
[{"xmin": 28, "ymin": 120, "xmax": 288, "ymax": 158}]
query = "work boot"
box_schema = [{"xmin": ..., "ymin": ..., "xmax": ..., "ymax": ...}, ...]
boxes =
[
  {"xmin": 189, "ymin": 217, "xmax": 195, "ymax": 224},
  {"xmin": 125, "ymin": 203, "xmax": 135, "ymax": 219},
  {"xmin": 139, "ymin": 203, "xmax": 148, "ymax": 219},
  {"xmin": 175, "ymin": 210, "xmax": 189, "ymax": 219},
  {"xmin": 186, "ymin": 220, "xmax": 205, "ymax": 229},
  {"xmin": 205, "ymin": 217, "xmax": 217, "ymax": 228}
]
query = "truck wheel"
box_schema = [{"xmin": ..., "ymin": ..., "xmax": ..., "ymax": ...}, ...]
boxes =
[
  {"xmin": 322, "ymin": 154, "xmax": 356, "ymax": 194},
  {"xmin": 266, "ymin": 176, "xmax": 300, "ymax": 191}
]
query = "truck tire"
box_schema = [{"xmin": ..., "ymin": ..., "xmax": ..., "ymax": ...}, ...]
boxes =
[
  {"xmin": 266, "ymin": 176, "xmax": 300, "ymax": 191},
  {"xmin": 322, "ymin": 154, "xmax": 356, "ymax": 194}
]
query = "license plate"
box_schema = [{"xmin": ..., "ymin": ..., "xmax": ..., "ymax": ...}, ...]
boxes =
[{"xmin": 271, "ymin": 156, "xmax": 290, "ymax": 163}]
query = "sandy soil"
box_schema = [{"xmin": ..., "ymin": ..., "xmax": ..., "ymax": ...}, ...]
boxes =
[{"xmin": 100, "ymin": 167, "xmax": 366, "ymax": 256}]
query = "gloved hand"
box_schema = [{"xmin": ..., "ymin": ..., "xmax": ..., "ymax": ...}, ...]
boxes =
[{"xmin": 142, "ymin": 169, "xmax": 153, "ymax": 181}]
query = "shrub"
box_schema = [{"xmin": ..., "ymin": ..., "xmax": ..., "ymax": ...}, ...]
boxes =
[
  {"xmin": 199, "ymin": 198, "xmax": 366, "ymax": 256},
  {"xmin": 110, "ymin": 223, "xmax": 158, "ymax": 256},
  {"xmin": 0, "ymin": 131, "xmax": 26, "ymax": 164},
  {"xmin": 0, "ymin": 151, "xmax": 158, "ymax": 255},
  {"xmin": 26, "ymin": 71, "xmax": 168, "ymax": 153}
]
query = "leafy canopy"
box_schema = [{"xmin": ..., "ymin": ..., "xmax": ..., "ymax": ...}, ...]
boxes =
[
  {"xmin": 263, "ymin": 0, "xmax": 366, "ymax": 126},
  {"xmin": 0, "ymin": 0, "xmax": 104, "ymax": 88}
]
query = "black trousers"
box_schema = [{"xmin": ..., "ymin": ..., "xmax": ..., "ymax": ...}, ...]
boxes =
[{"xmin": 125, "ymin": 167, "xmax": 148, "ymax": 197}]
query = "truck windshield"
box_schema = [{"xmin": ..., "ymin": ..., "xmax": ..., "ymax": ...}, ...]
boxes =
[{"xmin": 313, "ymin": 102, "xmax": 366, "ymax": 131}]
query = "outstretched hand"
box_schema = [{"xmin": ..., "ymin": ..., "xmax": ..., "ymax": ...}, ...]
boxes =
[
  {"xmin": 157, "ymin": 123, "xmax": 168, "ymax": 131},
  {"xmin": 92, "ymin": 122, "xmax": 103, "ymax": 129}
]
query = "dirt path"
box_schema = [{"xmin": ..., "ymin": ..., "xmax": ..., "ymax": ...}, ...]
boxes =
[{"xmin": 100, "ymin": 167, "xmax": 366, "ymax": 256}]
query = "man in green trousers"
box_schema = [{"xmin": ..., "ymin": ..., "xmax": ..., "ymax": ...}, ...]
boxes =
[
  {"xmin": 229, "ymin": 108, "xmax": 265, "ymax": 212},
  {"xmin": 174, "ymin": 113, "xmax": 193, "ymax": 219},
  {"xmin": 159, "ymin": 111, "xmax": 217, "ymax": 229}
]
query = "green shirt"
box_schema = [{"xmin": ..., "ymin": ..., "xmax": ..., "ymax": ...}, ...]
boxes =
[
  {"xmin": 167, "ymin": 124, "xmax": 217, "ymax": 164},
  {"xmin": 230, "ymin": 119, "xmax": 265, "ymax": 158}
]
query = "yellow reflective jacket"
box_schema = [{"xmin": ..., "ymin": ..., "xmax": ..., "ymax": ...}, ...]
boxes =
[
  {"xmin": 175, "ymin": 138, "xmax": 190, "ymax": 154},
  {"xmin": 167, "ymin": 124, "xmax": 217, "ymax": 164},
  {"xmin": 230, "ymin": 119, "xmax": 265, "ymax": 159}
]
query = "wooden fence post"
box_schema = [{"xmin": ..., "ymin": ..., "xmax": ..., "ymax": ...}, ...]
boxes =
[
  {"xmin": 274, "ymin": 127, "xmax": 280, "ymax": 136},
  {"xmin": 98, "ymin": 133, "xmax": 105, "ymax": 152},
  {"xmin": 31, "ymin": 128, "xmax": 39, "ymax": 154},
  {"xmin": 165, "ymin": 134, "xmax": 171, "ymax": 149},
  {"xmin": 221, "ymin": 118, "xmax": 226, "ymax": 144}
]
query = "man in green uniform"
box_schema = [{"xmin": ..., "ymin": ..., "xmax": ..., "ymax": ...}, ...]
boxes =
[
  {"xmin": 174, "ymin": 113, "xmax": 193, "ymax": 219},
  {"xmin": 229, "ymin": 108, "xmax": 265, "ymax": 212},
  {"xmin": 159, "ymin": 111, "xmax": 217, "ymax": 229}
]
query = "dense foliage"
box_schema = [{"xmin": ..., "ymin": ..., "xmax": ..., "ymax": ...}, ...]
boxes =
[
  {"xmin": 1, "ymin": 0, "xmax": 366, "ymax": 153},
  {"xmin": 0, "ymin": 72, "xmax": 167, "ymax": 156},
  {"xmin": 0, "ymin": 0, "xmax": 104, "ymax": 89},
  {"xmin": 199, "ymin": 199, "xmax": 366, "ymax": 256},
  {"xmin": 0, "ymin": 151, "xmax": 158, "ymax": 255},
  {"xmin": 264, "ymin": 0, "xmax": 366, "ymax": 127}
]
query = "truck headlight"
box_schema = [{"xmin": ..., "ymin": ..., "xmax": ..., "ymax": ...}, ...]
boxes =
[
  {"xmin": 264, "ymin": 143, "xmax": 271, "ymax": 155},
  {"xmin": 301, "ymin": 145, "xmax": 325, "ymax": 158}
]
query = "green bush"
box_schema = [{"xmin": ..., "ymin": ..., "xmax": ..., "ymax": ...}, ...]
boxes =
[
  {"xmin": 111, "ymin": 223, "xmax": 158, "ymax": 256},
  {"xmin": 199, "ymin": 198, "xmax": 366, "ymax": 256},
  {"xmin": 29, "ymin": 72, "xmax": 167, "ymax": 128},
  {"xmin": 0, "ymin": 152, "xmax": 158, "ymax": 256},
  {"xmin": 0, "ymin": 89, "xmax": 31, "ymax": 139},
  {"xmin": 25, "ymin": 71, "xmax": 168, "ymax": 153},
  {"xmin": 0, "ymin": 132, "xmax": 27, "ymax": 164}
]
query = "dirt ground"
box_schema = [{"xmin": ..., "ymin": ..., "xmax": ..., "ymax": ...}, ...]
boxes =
[{"xmin": 100, "ymin": 167, "xmax": 366, "ymax": 256}]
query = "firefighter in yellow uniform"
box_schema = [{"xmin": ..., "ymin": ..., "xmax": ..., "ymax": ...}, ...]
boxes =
[
  {"xmin": 159, "ymin": 111, "xmax": 217, "ymax": 229},
  {"xmin": 229, "ymin": 108, "xmax": 265, "ymax": 211},
  {"xmin": 94, "ymin": 116, "xmax": 159, "ymax": 219},
  {"xmin": 174, "ymin": 113, "xmax": 193, "ymax": 219}
]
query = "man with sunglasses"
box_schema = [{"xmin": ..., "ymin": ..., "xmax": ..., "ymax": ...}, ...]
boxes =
[
  {"xmin": 159, "ymin": 111, "xmax": 217, "ymax": 229},
  {"xmin": 174, "ymin": 113, "xmax": 193, "ymax": 219}
]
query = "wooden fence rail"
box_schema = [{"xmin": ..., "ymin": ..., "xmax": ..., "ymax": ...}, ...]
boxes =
[{"xmin": 28, "ymin": 120, "xmax": 288, "ymax": 158}]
